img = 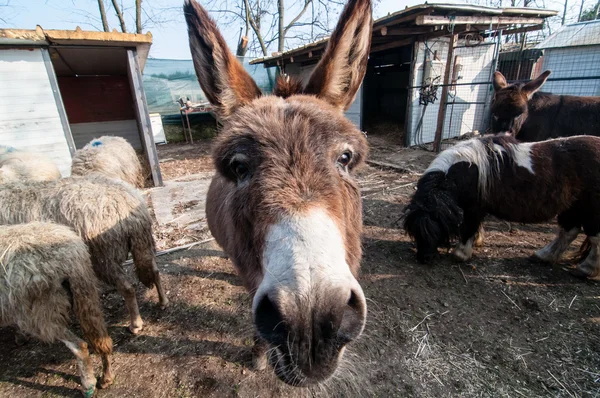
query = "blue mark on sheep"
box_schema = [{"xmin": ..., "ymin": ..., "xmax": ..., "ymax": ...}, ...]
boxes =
[
  {"xmin": 91, "ymin": 141, "xmax": 103, "ymax": 147},
  {"xmin": 0, "ymin": 145, "xmax": 16, "ymax": 153}
]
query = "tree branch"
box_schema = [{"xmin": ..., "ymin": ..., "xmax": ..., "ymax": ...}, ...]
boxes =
[{"xmin": 110, "ymin": 0, "xmax": 127, "ymax": 32}]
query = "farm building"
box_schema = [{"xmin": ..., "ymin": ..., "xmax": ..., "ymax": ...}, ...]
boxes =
[
  {"xmin": 251, "ymin": 3, "xmax": 557, "ymax": 150},
  {"xmin": 531, "ymin": 20, "xmax": 600, "ymax": 96},
  {"xmin": 0, "ymin": 26, "xmax": 163, "ymax": 186}
]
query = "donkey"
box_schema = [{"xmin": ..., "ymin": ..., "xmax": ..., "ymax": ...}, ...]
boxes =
[
  {"xmin": 184, "ymin": 0, "xmax": 372, "ymax": 387},
  {"xmin": 491, "ymin": 70, "xmax": 600, "ymax": 141},
  {"xmin": 404, "ymin": 134, "xmax": 600, "ymax": 280}
]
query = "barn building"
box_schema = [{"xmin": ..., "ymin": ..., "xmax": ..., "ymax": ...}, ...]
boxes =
[
  {"xmin": 0, "ymin": 26, "xmax": 162, "ymax": 186},
  {"xmin": 251, "ymin": 4, "xmax": 557, "ymax": 150}
]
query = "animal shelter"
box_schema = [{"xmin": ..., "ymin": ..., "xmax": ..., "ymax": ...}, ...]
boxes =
[
  {"xmin": 0, "ymin": 26, "xmax": 162, "ymax": 186},
  {"xmin": 251, "ymin": 3, "xmax": 557, "ymax": 150}
]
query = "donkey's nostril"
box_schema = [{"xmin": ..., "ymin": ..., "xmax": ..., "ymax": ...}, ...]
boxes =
[
  {"xmin": 254, "ymin": 294, "xmax": 286, "ymax": 344},
  {"xmin": 338, "ymin": 288, "xmax": 366, "ymax": 344}
]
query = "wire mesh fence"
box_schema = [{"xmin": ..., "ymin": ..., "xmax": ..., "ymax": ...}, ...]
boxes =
[{"xmin": 406, "ymin": 19, "xmax": 600, "ymax": 152}]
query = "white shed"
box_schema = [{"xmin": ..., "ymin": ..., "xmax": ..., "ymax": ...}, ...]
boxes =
[{"xmin": 0, "ymin": 26, "xmax": 162, "ymax": 186}]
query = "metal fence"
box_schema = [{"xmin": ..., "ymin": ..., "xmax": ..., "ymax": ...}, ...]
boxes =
[{"xmin": 407, "ymin": 19, "xmax": 600, "ymax": 152}]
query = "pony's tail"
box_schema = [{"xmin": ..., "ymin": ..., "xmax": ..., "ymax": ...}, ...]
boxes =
[
  {"xmin": 572, "ymin": 237, "xmax": 592, "ymax": 264},
  {"xmin": 130, "ymin": 208, "xmax": 158, "ymax": 288},
  {"xmin": 70, "ymin": 271, "xmax": 113, "ymax": 357}
]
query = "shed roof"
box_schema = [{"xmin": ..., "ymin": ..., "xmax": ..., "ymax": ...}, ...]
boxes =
[
  {"xmin": 534, "ymin": 19, "xmax": 600, "ymax": 49},
  {"xmin": 251, "ymin": 3, "xmax": 558, "ymax": 67},
  {"xmin": 0, "ymin": 25, "xmax": 152, "ymax": 71}
]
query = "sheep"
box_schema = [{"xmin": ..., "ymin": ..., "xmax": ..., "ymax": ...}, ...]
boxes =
[
  {"xmin": 70, "ymin": 136, "xmax": 145, "ymax": 188},
  {"xmin": 0, "ymin": 222, "xmax": 113, "ymax": 396},
  {"xmin": 0, "ymin": 145, "xmax": 61, "ymax": 183},
  {"xmin": 0, "ymin": 175, "xmax": 168, "ymax": 334}
]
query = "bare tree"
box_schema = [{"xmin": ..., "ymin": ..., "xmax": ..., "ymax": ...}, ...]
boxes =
[
  {"xmin": 136, "ymin": 0, "xmax": 142, "ymax": 33},
  {"xmin": 111, "ymin": 0, "xmax": 127, "ymax": 32},
  {"xmin": 97, "ymin": 0, "xmax": 110, "ymax": 32},
  {"xmin": 206, "ymin": 0, "xmax": 346, "ymax": 57}
]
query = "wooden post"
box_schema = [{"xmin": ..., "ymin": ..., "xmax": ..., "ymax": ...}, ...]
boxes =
[
  {"xmin": 127, "ymin": 49, "xmax": 163, "ymax": 187},
  {"xmin": 433, "ymin": 34, "xmax": 457, "ymax": 153}
]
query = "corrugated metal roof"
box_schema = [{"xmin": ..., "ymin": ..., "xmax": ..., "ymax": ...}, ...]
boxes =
[
  {"xmin": 251, "ymin": 3, "xmax": 558, "ymax": 65},
  {"xmin": 535, "ymin": 20, "xmax": 600, "ymax": 49}
]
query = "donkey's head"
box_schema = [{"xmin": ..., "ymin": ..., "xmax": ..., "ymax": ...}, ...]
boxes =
[
  {"xmin": 491, "ymin": 70, "xmax": 551, "ymax": 136},
  {"xmin": 184, "ymin": 0, "xmax": 372, "ymax": 386}
]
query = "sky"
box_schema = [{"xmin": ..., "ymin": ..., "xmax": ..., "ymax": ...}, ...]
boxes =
[
  {"xmin": 1, "ymin": 0, "xmax": 441, "ymax": 59},
  {"xmin": 0, "ymin": 0, "xmax": 581, "ymax": 60}
]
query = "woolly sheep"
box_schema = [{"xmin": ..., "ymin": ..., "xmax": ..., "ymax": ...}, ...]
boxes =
[
  {"xmin": 0, "ymin": 222, "xmax": 113, "ymax": 396},
  {"xmin": 0, "ymin": 175, "xmax": 168, "ymax": 334},
  {"xmin": 71, "ymin": 136, "xmax": 144, "ymax": 188},
  {"xmin": 0, "ymin": 145, "xmax": 61, "ymax": 183}
]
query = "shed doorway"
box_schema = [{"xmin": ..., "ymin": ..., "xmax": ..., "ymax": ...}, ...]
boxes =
[{"xmin": 362, "ymin": 45, "xmax": 413, "ymax": 144}]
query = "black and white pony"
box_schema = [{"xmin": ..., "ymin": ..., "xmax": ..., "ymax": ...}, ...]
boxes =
[{"xmin": 403, "ymin": 134, "xmax": 600, "ymax": 279}]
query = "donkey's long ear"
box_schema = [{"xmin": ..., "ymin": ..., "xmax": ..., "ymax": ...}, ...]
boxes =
[
  {"xmin": 184, "ymin": 0, "xmax": 261, "ymax": 118},
  {"xmin": 492, "ymin": 71, "xmax": 507, "ymax": 91},
  {"xmin": 523, "ymin": 70, "xmax": 551, "ymax": 98},
  {"xmin": 304, "ymin": 0, "xmax": 372, "ymax": 111}
]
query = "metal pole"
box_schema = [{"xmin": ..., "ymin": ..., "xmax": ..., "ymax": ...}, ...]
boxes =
[{"xmin": 433, "ymin": 33, "xmax": 457, "ymax": 153}]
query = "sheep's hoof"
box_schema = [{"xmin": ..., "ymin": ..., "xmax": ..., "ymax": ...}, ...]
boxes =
[
  {"xmin": 159, "ymin": 298, "xmax": 169, "ymax": 310},
  {"xmin": 82, "ymin": 385, "xmax": 96, "ymax": 398},
  {"xmin": 128, "ymin": 324, "xmax": 143, "ymax": 335},
  {"xmin": 98, "ymin": 374, "xmax": 114, "ymax": 389}
]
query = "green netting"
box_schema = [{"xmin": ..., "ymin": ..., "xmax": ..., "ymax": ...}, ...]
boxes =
[{"xmin": 143, "ymin": 57, "xmax": 275, "ymax": 115}]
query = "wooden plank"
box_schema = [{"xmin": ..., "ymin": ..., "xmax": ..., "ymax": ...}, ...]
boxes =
[
  {"xmin": 416, "ymin": 15, "xmax": 544, "ymax": 26},
  {"xmin": 484, "ymin": 24, "xmax": 544, "ymax": 38},
  {"xmin": 380, "ymin": 26, "xmax": 435, "ymax": 36},
  {"xmin": 42, "ymin": 47, "xmax": 76, "ymax": 156},
  {"xmin": 433, "ymin": 34, "xmax": 457, "ymax": 153},
  {"xmin": 127, "ymin": 49, "xmax": 163, "ymax": 187}
]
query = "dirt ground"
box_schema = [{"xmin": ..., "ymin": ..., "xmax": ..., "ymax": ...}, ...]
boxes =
[{"xmin": 1, "ymin": 132, "xmax": 600, "ymax": 398}]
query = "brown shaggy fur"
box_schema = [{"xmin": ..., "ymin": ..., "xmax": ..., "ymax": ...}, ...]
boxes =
[
  {"xmin": 0, "ymin": 145, "xmax": 61, "ymax": 183},
  {"xmin": 0, "ymin": 222, "xmax": 113, "ymax": 394},
  {"xmin": 71, "ymin": 136, "xmax": 144, "ymax": 188},
  {"xmin": 491, "ymin": 70, "xmax": 600, "ymax": 141},
  {"xmin": 185, "ymin": 0, "xmax": 372, "ymax": 387},
  {"xmin": 0, "ymin": 175, "xmax": 168, "ymax": 333}
]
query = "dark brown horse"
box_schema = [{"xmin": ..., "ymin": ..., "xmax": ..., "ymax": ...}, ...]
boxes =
[
  {"xmin": 404, "ymin": 134, "xmax": 600, "ymax": 280},
  {"xmin": 184, "ymin": 0, "xmax": 372, "ymax": 387},
  {"xmin": 491, "ymin": 70, "xmax": 600, "ymax": 141}
]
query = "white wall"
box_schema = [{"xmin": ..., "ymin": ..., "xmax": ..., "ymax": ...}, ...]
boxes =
[
  {"xmin": 0, "ymin": 48, "xmax": 73, "ymax": 176},
  {"xmin": 407, "ymin": 39, "xmax": 496, "ymax": 146}
]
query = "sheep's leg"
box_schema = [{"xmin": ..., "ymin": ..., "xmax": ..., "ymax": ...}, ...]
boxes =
[
  {"xmin": 115, "ymin": 275, "xmax": 143, "ymax": 334},
  {"xmin": 61, "ymin": 331, "xmax": 97, "ymax": 397},
  {"xmin": 98, "ymin": 352, "xmax": 114, "ymax": 389},
  {"xmin": 151, "ymin": 260, "xmax": 169, "ymax": 309}
]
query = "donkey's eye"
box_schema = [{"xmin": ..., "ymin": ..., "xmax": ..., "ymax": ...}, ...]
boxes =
[
  {"xmin": 231, "ymin": 161, "xmax": 250, "ymax": 182},
  {"xmin": 337, "ymin": 152, "xmax": 352, "ymax": 168}
]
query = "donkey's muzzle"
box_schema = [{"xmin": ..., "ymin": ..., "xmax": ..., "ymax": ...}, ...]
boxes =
[{"xmin": 253, "ymin": 285, "xmax": 367, "ymax": 386}]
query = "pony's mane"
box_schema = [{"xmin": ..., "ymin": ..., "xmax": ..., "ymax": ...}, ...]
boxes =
[
  {"xmin": 273, "ymin": 75, "xmax": 304, "ymax": 98},
  {"xmin": 425, "ymin": 135, "xmax": 533, "ymax": 198}
]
